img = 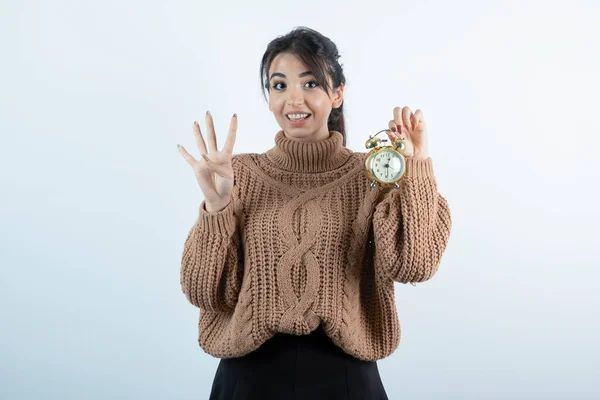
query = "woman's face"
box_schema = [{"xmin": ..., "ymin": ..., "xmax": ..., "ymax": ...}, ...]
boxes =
[{"xmin": 268, "ymin": 52, "xmax": 343, "ymax": 142}]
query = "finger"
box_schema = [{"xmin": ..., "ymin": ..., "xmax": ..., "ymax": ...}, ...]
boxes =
[
  {"xmin": 387, "ymin": 120, "xmax": 412, "ymax": 156},
  {"xmin": 202, "ymin": 156, "xmax": 234, "ymax": 180},
  {"xmin": 387, "ymin": 120, "xmax": 402, "ymax": 140},
  {"xmin": 393, "ymin": 106, "xmax": 404, "ymax": 133},
  {"xmin": 222, "ymin": 113, "xmax": 238, "ymax": 155},
  {"xmin": 193, "ymin": 121, "xmax": 208, "ymax": 156},
  {"xmin": 402, "ymin": 106, "xmax": 413, "ymax": 132},
  {"xmin": 413, "ymin": 109, "xmax": 425, "ymax": 131},
  {"xmin": 177, "ymin": 144, "xmax": 197, "ymax": 166},
  {"xmin": 205, "ymin": 111, "xmax": 218, "ymax": 153}
]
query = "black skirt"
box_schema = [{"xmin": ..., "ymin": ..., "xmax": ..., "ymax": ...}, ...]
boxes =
[{"xmin": 208, "ymin": 324, "xmax": 389, "ymax": 400}]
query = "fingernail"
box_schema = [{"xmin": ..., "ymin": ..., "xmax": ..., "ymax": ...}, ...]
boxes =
[
  {"xmin": 177, "ymin": 144, "xmax": 181, "ymax": 148},
  {"xmin": 233, "ymin": 113, "xmax": 237, "ymax": 118},
  {"xmin": 206, "ymin": 110, "xmax": 211, "ymax": 116},
  {"xmin": 391, "ymin": 126, "xmax": 397, "ymax": 132},
  {"xmin": 193, "ymin": 121, "xmax": 197, "ymax": 125}
]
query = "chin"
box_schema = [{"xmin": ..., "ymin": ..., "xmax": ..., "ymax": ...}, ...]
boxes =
[
  {"xmin": 282, "ymin": 129, "xmax": 319, "ymax": 139},
  {"xmin": 283, "ymin": 129, "xmax": 310, "ymax": 136}
]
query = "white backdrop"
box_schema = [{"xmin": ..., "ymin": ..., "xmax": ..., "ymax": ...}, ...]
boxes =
[{"xmin": 1, "ymin": 0, "xmax": 599, "ymax": 399}]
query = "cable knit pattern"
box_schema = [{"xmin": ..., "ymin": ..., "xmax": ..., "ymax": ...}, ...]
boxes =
[{"xmin": 180, "ymin": 130, "xmax": 452, "ymax": 361}]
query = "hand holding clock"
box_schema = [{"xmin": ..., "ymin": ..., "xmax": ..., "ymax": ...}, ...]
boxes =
[{"xmin": 387, "ymin": 106, "xmax": 429, "ymax": 160}]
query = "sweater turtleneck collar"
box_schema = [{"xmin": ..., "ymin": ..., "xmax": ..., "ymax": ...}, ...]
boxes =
[{"xmin": 264, "ymin": 130, "xmax": 352, "ymax": 173}]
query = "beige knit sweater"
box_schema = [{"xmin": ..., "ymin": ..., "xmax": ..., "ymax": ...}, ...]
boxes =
[{"xmin": 180, "ymin": 129, "xmax": 452, "ymax": 361}]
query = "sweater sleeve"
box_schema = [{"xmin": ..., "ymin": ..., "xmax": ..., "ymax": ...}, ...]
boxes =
[
  {"xmin": 372, "ymin": 157, "xmax": 452, "ymax": 284},
  {"xmin": 180, "ymin": 198, "xmax": 244, "ymax": 313}
]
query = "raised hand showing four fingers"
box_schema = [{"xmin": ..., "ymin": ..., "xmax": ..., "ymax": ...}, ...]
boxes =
[{"xmin": 177, "ymin": 111, "xmax": 238, "ymax": 213}]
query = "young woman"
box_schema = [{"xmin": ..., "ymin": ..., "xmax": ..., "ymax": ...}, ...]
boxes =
[{"xmin": 177, "ymin": 26, "xmax": 452, "ymax": 399}]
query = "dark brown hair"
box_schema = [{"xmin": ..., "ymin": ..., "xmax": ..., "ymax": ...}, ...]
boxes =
[{"xmin": 259, "ymin": 26, "xmax": 347, "ymax": 146}]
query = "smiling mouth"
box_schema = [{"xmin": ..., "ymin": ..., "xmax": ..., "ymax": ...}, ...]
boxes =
[{"xmin": 286, "ymin": 114, "xmax": 311, "ymax": 121}]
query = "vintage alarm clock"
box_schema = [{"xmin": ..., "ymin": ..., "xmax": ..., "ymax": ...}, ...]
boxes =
[{"xmin": 364, "ymin": 129, "xmax": 408, "ymax": 189}]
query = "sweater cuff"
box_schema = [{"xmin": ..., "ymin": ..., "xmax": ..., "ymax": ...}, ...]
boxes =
[
  {"xmin": 197, "ymin": 200, "xmax": 236, "ymax": 236},
  {"xmin": 403, "ymin": 157, "xmax": 434, "ymax": 178}
]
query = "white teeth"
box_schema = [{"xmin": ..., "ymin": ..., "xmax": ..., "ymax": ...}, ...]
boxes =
[{"xmin": 287, "ymin": 113, "xmax": 309, "ymax": 120}]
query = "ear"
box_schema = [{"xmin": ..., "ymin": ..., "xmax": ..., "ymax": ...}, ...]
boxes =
[{"xmin": 332, "ymin": 83, "xmax": 344, "ymax": 108}]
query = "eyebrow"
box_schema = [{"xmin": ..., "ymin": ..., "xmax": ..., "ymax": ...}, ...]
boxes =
[{"xmin": 269, "ymin": 71, "xmax": 314, "ymax": 80}]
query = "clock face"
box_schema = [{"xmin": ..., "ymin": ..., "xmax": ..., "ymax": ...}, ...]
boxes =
[{"xmin": 368, "ymin": 149, "xmax": 405, "ymax": 183}]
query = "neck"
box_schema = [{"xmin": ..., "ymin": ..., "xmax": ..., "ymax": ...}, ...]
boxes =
[{"xmin": 265, "ymin": 130, "xmax": 351, "ymax": 173}]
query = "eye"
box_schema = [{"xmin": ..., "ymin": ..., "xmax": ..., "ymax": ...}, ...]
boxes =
[{"xmin": 271, "ymin": 80, "xmax": 320, "ymax": 90}]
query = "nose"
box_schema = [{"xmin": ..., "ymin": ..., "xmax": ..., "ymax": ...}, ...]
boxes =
[{"xmin": 286, "ymin": 85, "xmax": 304, "ymax": 106}]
